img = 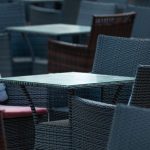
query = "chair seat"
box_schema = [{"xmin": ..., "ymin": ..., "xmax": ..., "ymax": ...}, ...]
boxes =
[{"xmin": 0, "ymin": 105, "xmax": 48, "ymax": 119}]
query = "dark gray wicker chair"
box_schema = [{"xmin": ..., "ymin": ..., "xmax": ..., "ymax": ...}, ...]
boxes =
[
  {"xmin": 0, "ymin": 33, "xmax": 12, "ymax": 77},
  {"xmin": 129, "ymin": 65, "xmax": 150, "ymax": 108},
  {"xmin": 72, "ymin": 96, "xmax": 115, "ymax": 150},
  {"xmin": 92, "ymin": 35, "xmax": 150, "ymax": 104},
  {"xmin": 34, "ymin": 88, "xmax": 115, "ymax": 150},
  {"xmin": 107, "ymin": 104, "xmax": 150, "ymax": 150},
  {"xmin": 1, "ymin": 84, "xmax": 48, "ymax": 150}
]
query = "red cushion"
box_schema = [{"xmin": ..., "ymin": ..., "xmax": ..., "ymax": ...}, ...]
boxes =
[{"xmin": 0, "ymin": 105, "xmax": 48, "ymax": 119}]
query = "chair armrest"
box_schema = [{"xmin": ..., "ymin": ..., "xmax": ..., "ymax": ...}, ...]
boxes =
[{"xmin": 48, "ymin": 39, "xmax": 91, "ymax": 72}]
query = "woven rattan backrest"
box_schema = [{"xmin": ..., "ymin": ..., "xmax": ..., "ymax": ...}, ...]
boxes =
[
  {"xmin": 0, "ymin": 2, "xmax": 25, "ymax": 32},
  {"xmin": 72, "ymin": 96, "xmax": 115, "ymax": 149},
  {"xmin": 88, "ymin": 12, "xmax": 136, "ymax": 65},
  {"xmin": 129, "ymin": 65, "xmax": 150, "ymax": 108},
  {"xmin": 0, "ymin": 110, "xmax": 7, "ymax": 150},
  {"xmin": 107, "ymin": 104, "xmax": 150, "ymax": 150},
  {"xmin": 92, "ymin": 35, "xmax": 150, "ymax": 77}
]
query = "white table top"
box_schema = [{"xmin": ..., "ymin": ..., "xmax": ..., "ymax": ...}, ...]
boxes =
[
  {"xmin": 0, "ymin": 72, "xmax": 134, "ymax": 88},
  {"xmin": 7, "ymin": 24, "xmax": 91, "ymax": 36}
]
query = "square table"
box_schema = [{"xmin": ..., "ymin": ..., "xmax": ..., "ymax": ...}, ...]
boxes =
[
  {"xmin": 0, "ymin": 72, "xmax": 134, "ymax": 122},
  {"xmin": 7, "ymin": 24, "xmax": 91, "ymax": 37},
  {"xmin": 7, "ymin": 24, "xmax": 91, "ymax": 73}
]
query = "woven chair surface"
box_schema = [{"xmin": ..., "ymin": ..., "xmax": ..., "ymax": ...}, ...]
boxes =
[
  {"xmin": 129, "ymin": 65, "xmax": 150, "ymax": 108},
  {"xmin": 108, "ymin": 104, "xmax": 150, "ymax": 150}
]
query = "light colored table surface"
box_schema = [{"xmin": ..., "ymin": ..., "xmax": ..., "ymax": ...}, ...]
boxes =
[
  {"xmin": 0, "ymin": 72, "xmax": 134, "ymax": 88},
  {"xmin": 7, "ymin": 24, "xmax": 91, "ymax": 36}
]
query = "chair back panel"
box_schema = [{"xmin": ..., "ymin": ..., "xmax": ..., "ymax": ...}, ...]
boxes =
[
  {"xmin": 92, "ymin": 35, "xmax": 150, "ymax": 77},
  {"xmin": 108, "ymin": 104, "xmax": 150, "ymax": 150},
  {"xmin": 88, "ymin": 12, "xmax": 136, "ymax": 66},
  {"xmin": 72, "ymin": 96, "xmax": 115, "ymax": 149},
  {"xmin": 129, "ymin": 65, "xmax": 150, "ymax": 108}
]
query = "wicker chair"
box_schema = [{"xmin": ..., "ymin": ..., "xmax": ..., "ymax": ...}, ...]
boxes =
[
  {"xmin": 33, "ymin": 86, "xmax": 116, "ymax": 150},
  {"xmin": 48, "ymin": 12, "xmax": 136, "ymax": 73},
  {"xmin": 107, "ymin": 104, "xmax": 150, "ymax": 150},
  {"xmin": 129, "ymin": 65, "xmax": 150, "ymax": 108},
  {"xmin": 0, "ymin": 2, "xmax": 33, "ymax": 76},
  {"xmin": 0, "ymin": 84, "xmax": 48, "ymax": 150},
  {"xmin": 125, "ymin": 5, "xmax": 150, "ymax": 38},
  {"xmin": 29, "ymin": 0, "xmax": 81, "ymax": 25},
  {"xmin": 72, "ymin": 96, "xmax": 115, "ymax": 150}
]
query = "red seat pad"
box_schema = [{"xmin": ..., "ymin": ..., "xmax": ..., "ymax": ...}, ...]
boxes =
[{"xmin": 0, "ymin": 105, "xmax": 48, "ymax": 119}]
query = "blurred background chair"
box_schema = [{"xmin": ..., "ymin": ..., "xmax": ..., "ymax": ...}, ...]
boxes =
[
  {"xmin": 48, "ymin": 12, "xmax": 136, "ymax": 73},
  {"xmin": 29, "ymin": 0, "xmax": 81, "ymax": 25},
  {"xmin": 107, "ymin": 104, "xmax": 150, "ymax": 150},
  {"xmin": 125, "ymin": 5, "xmax": 150, "ymax": 38}
]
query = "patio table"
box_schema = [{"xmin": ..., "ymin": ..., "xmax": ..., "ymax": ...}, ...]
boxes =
[
  {"xmin": 0, "ymin": 72, "xmax": 134, "ymax": 122},
  {"xmin": 7, "ymin": 24, "xmax": 91, "ymax": 73}
]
